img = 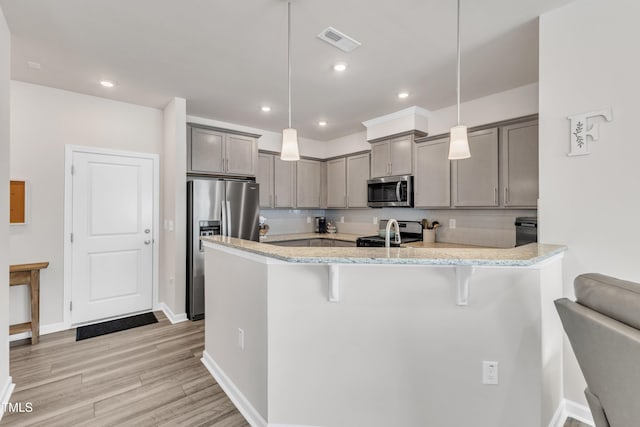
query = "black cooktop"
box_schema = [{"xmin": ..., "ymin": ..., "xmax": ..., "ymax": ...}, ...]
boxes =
[{"xmin": 356, "ymin": 220, "xmax": 423, "ymax": 248}]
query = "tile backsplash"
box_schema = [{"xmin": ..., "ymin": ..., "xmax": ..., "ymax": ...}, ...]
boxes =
[{"xmin": 261, "ymin": 207, "xmax": 537, "ymax": 248}]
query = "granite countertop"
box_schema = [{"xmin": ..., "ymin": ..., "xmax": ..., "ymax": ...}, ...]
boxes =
[
  {"xmin": 260, "ymin": 232, "xmax": 360, "ymax": 243},
  {"xmin": 202, "ymin": 235, "xmax": 566, "ymax": 267}
]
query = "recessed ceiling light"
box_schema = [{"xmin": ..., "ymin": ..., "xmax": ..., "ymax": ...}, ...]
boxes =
[
  {"xmin": 397, "ymin": 92, "xmax": 409, "ymax": 99},
  {"xmin": 261, "ymin": 106, "xmax": 271, "ymax": 112},
  {"xmin": 318, "ymin": 121, "xmax": 328, "ymax": 126},
  {"xmin": 333, "ymin": 63, "xmax": 347, "ymax": 72},
  {"xmin": 27, "ymin": 61, "xmax": 41, "ymax": 70},
  {"xmin": 100, "ymin": 80, "xmax": 115, "ymax": 88}
]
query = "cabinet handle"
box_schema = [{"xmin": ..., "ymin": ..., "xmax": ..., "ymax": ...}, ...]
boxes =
[
  {"xmin": 275, "ymin": 195, "xmax": 278, "ymax": 206},
  {"xmin": 270, "ymin": 195, "xmax": 273, "ymax": 207},
  {"xmin": 494, "ymin": 187, "xmax": 498, "ymax": 204},
  {"xmin": 504, "ymin": 187, "xmax": 509, "ymax": 204}
]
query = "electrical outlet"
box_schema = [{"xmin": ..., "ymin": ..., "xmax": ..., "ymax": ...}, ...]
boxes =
[
  {"xmin": 238, "ymin": 328, "xmax": 245, "ymax": 350},
  {"xmin": 373, "ymin": 216, "xmax": 378, "ymax": 225},
  {"xmin": 449, "ymin": 219, "xmax": 456, "ymax": 229},
  {"xmin": 340, "ymin": 216, "xmax": 345, "ymax": 223},
  {"xmin": 168, "ymin": 220, "xmax": 174, "ymax": 232},
  {"xmin": 306, "ymin": 216, "xmax": 311, "ymax": 224},
  {"xmin": 482, "ymin": 361, "xmax": 498, "ymax": 385}
]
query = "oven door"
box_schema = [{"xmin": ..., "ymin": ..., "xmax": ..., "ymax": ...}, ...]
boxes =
[{"xmin": 367, "ymin": 176, "xmax": 413, "ymax": 207}]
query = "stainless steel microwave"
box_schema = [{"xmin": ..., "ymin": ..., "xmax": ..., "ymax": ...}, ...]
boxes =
[{"xmin": 367, "ymin": 175, "xmax": 413, "ymax": 208}]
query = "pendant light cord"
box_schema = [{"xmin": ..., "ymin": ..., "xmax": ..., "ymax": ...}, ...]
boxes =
[
  {"xmin": 287, "ymin": 1, "xmax": 292, "ymax": 129},
  {"xmin": 456, "ymin": 0, "xmax": 461, "ymax": 126}
]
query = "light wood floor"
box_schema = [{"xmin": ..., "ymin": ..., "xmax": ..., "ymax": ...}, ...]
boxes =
[{"xmin": 1, "ymin": 312, "xmax": 249, "ymax": 427}]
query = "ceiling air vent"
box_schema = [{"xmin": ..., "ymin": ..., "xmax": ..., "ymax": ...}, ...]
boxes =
[{"xmin": 317, "ymin": 27, "xmax": 361, "ymax": 52}]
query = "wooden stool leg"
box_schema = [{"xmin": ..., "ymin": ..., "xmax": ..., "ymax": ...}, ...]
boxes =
[{"xmin": 30, "ymin": 269, "xmax": 40, "ymax": 345}]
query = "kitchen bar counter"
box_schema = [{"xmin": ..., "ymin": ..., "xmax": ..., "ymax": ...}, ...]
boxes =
[
  {"xmin": 259, "ymin": 232, "xmax": 360, "ymax": 243},
  {"xmin": 201, "ymin": 236, "xmax": 565, "ymax": 427},
  {"xmin": 201, "ymin": 235, "xmax": 565, "ymax": 267}
]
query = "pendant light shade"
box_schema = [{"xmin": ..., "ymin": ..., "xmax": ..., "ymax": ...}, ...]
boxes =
[
  {"xmin": 281, "ymin": 128, "xmax": 300, "ymax": 160},
  {"xmin": 448, "ymin": 0, "xmax": 471, "ymax": 160},
  {"xmin": 448, "ymin": 125, "xmax": 470, "ymax": 159},
  {"xmin": 281, "ymin": 1, "xmax": 300, "ymax": 161}
]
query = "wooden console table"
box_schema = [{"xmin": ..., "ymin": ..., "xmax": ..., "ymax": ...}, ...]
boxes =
[{"xmin": 9, "ymin": 262, "xmax": 49, "ymax": 344}]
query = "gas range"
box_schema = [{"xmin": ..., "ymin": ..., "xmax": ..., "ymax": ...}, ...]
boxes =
[{"xmin": 356, "ymin": 220, "xmax": 423, "ymax": 248}]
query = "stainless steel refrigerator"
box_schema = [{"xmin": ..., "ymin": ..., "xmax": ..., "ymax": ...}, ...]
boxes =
[{"xmin": 187, "ymin": 178, "xmax": 260, "ymax": 320}]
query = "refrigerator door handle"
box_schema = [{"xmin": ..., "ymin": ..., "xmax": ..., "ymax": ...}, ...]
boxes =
[
  {"xmin": 221, "ymin": 200, "xmax": 227, "ymax": 236},
  {"xmin": 226, "ymin": 200, "xmax": 232, "ymax": 237}
]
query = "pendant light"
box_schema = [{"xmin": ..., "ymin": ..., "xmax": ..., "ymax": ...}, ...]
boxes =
[
  {"xmin": 448, "ymin": 0, "xmax": 471, "ymax": 160},
  {"xmin": 280, "ymin": 0, "xmax": 300, "ymax": 161}
]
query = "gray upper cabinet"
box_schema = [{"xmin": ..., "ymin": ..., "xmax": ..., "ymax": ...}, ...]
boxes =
[
  {"xmin": 414, "ymin": 137, "xmax": 451, "ymax": 208},
  {"xmin": 501, "ymin": 120, "xmax": 539, "ymax": 207},
  {"xmin": 370, "ymin": 133, "xmax": 417, "ymax": 178},
  {"xmin": 346, "ymin": 153, "xmax": 370, "ymax": 208},
  {"xmin": 326, "ymin": 158, "xmax": 347, "ymax": 208},
  {"xmin": 189, "ymin": 128, "xmax": 225, "ymax": 174},
  {"xmin": 257, "ymin": 153, "xmax": 274, "ymax": 208},
  {"xmin": 296, "ymin": 159, "xmax": 322, "ymax": 208},
  {"xmin": 452, "ymin": 128, "xmax": 499, "ymax": 207},
  {"xmin": 274, "ymin": 157, "xmax": 296, "ymax": 208},
  {"xmin": 187, "ymin": 124, "xmax": 259, "ymax": 177}
]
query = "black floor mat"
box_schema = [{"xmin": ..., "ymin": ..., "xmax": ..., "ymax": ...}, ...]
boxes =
[{"xmin": 76, "ymin": 312, "xmax": 158, "ymax": 341}]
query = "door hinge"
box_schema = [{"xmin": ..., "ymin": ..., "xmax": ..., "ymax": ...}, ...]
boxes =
[
  {"xmin": 70, "ymin": 233, "xmax": 74, "ymax": 243},
  {"xmin": 71, "ymin": 165, "xmax": 75, "ymax": 175},
  {"xmin": 70, "ymin": 301, "xmax": 73, "ymax": 311}
]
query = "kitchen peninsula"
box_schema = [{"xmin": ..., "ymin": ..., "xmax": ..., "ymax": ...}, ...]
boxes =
[{"xmin": 200, "ymin": 236, "xmax": 566, "ymax": 427}]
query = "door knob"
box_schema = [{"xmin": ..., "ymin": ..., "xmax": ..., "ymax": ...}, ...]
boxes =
[
  {"xmin": 144, "ymin": 240, "xmax": 151, "ymax": 245},
  {"xmin": 144, "ymin": 229, "xmax": 151, "ymax": 234}
]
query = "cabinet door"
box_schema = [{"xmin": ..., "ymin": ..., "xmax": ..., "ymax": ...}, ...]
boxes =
[
  {"xmin": 189, "ymin": 128, "xmax": 225, "ymax": 174},
  {"xmin": 501, "ymin": 121, "xmax": 538, "ymax": 207},
  {"xmin": 326, "ymin": 158, "xmax": 347, "ymax": 208},
  {"xmin": 257, "ymin": 153, "xmax": 274, "ymax": 208},
  {"xmin": 389, "ymin": 135, "xmax": 413, "ymax": 175},
  {"xmin": 347, "ymin": 153, "xmax": 370, "ymax": 207},
  {"xmin": 274, "ymin": 158, "xmax": 296, "ymax": 208},
  {"xmin": 414, "ymin": 138, "xmax": 451, "ymax": 207},
  {"xmin": 370, "ymin": 142, "xmax": 389, "ymax": 178},
  {"xmin": 320, "ymin": 162, "xmax": 328, "ymax": 209},
  {"xmin": 226, "ymin": 134, "xmax": 257, "ymax": 176},
  {"xmin": 452, "ymin": 128, "xmax": 499, "ymax": 207},
  {"xmin": 333, "ymin": 240, "xmax": 355, "ymax": 247},
  {"xmin": 296, "ymin": 159, "xmax": 321, "ymax": 208}
]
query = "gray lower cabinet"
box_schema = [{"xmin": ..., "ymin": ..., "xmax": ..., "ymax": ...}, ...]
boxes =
[
  {"xmin": 414, "ymin": 137, "xmax": 451, "ymax": 208},
  {"xmin": 501, "ymin": 120, "xmax": 538, "ymax": 207},
  {"xmin": 326, "ymin": 158, "xmax": 347, "ymax": 208},
  {"xmin": 332, "ymin": 240, "xmax": 355, "ymax": 247},
  {"xmin": 274, "ymin": 157, "xmax": 296, "ymax": 208},
  {"xmin": 188, "ymin": 124, "xmax": 258, "ymax": 176},
  {"xmin": 257, "ymin": 153, "xmax": 274, "ymax": 208},
  {"xmin": 346, "ymin": 153, "xmax": 370, "ymax": 208},
  {"xmin": 452, "ymin": 128, "xmax": 499, "ymax": 207},
  {"xmin": 296, "ymin": 159, "xmax": 322, "ymax": 208}
]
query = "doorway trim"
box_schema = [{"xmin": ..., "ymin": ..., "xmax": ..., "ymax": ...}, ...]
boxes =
[{"xmin": 63, "ymin": 145, "xmax": 160, "ymax": 328}]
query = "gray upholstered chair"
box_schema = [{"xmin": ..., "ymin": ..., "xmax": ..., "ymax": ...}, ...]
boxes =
[{"xmin": 555, "ymin": 273, "xmax": 640, "ymax": 427}]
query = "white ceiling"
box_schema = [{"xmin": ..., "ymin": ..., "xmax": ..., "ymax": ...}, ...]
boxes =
[{"xmin": 0, "ymin": 0, "xmax": 574, "ymax": 141}]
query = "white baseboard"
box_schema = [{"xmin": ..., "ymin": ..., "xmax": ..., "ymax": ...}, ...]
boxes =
[
  {"xmin": 8, "ymin": 322, "xmax": 68, "ymax": 342},
  {"xmin": 158, "ymin": 302, "xmax": 188, "ymax": 324},
  {"xmin": 0, "ymin": 376, "xmax": 15, "ymax": 422},
  {"xmin": 549, "ymin": 399, "xmax": 594, "ymax": 427},
  {"xmin": 201, "ymin": 351, "xmax": 267, "ymax": 427}
]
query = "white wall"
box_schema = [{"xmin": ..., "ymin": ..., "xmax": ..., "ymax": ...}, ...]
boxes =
[
  {"xmin": 0, "ymin": 5, "xmax": 12, "ymax": 411},
  {"xmin": 539, "ymin": 0, "xmax": 640, "ymax": 405},
  {"xmin": 9, "ymin": 81, "xmax": 163, "ymax": 328},
  {"xmin": 324, "ymin": 83, "xmax": 539, "ymax": 158},
  {"xmin": 160, "ymin": 98, "xmax": 187, "ymax": 317}
]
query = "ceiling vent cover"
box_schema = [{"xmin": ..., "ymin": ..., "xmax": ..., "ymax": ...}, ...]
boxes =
[{"xmin": 317, "ymin": 27, "xmax": 361, "ymax": 52}]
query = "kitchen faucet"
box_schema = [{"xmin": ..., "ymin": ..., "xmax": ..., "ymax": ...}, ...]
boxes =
[{"xmin": 385, "ymin": 219, "xmax": 401, "ymax": 248}]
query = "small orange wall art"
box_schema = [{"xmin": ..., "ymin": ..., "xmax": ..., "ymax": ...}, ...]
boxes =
[{"xmin": 10, "ymin": 180, "xmax": 26, "ymax": 224}]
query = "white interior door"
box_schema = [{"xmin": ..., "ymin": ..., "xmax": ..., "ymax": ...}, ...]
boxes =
[{"xmin": 70, "ymin": 150, "xmax": 154, "ymax": 324}]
